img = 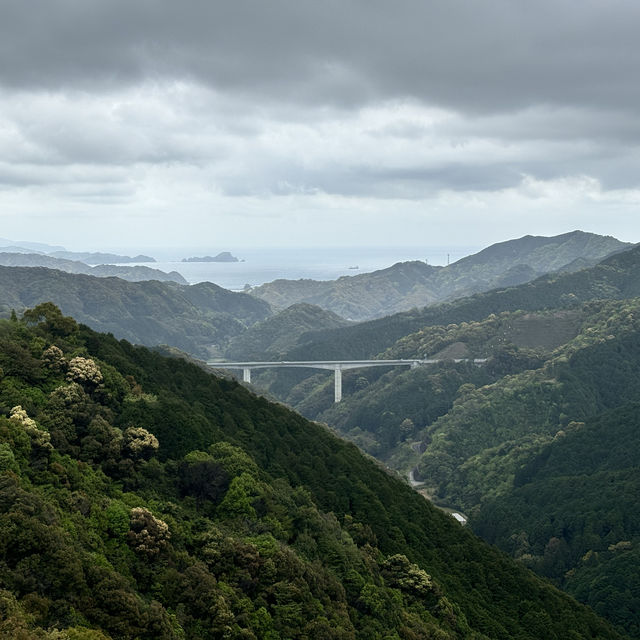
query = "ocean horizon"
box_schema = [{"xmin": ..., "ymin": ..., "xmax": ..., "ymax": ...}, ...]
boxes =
[{"xmin": 129, "ymin": 245, "xmax": 481, "ymax": 290}]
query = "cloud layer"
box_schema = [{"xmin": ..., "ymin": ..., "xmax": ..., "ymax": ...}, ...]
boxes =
[{"xmin": 0, "ymin": 1, "xmax": 639, "ymax": 249}]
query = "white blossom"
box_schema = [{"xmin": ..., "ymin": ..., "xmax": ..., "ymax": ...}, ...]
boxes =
[
  {"xmin": 9, "ymin": 405, "xmax": 52, "ymax": 450},
  {"xmin": 123, "ymin": 426, "xmax": 159, "ymax": 458},
  {"xmin": 66, "ymin": 356, "xmax": 103, "ymax": 385},
  {"xmin": 128, "ymin": 507, "xmax": 170, "ymax": 556}
]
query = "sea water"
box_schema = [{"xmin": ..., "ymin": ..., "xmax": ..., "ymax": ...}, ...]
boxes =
[{"xmin": 130, "ymin": 245, "xmax": 480, "ymax": 291}]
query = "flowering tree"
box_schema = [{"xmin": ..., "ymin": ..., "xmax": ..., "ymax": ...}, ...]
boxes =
[
  {"xmin": 67, "ymin": 357, "xmax": 104, "ymax": 386},
  {"xmin": 41, "ymin": 345, "xmax": 67, "ymax": 372},
  {"xmin": 9, "ymin": 405, "xmax": 52, "ymax": 451},
  {"xmin": 127, "ymin": 507, "xmax": 170, "ymax": 557},
  {"xmin": 123, "ymin": 427, "xmax": 159, "ymax": 459}
]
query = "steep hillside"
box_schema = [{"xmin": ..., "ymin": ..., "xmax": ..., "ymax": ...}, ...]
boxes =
[
  {"xmin": 473, "ymin": 402, "xmax": 640, "ymax": 636},
  {"xmin": 0, "ymin": 305, "xmax": 624, "ymax": 639},
  {"xmin": 250, "ymin": 231, "xmax": 630, "ymax": 321},
  {"xmin": 226, "ymin": 303, "xmax": 351, "ymax": 360},
  {"xmin": 0, "ymin": 252, "xmax": 185, "ymax": 283},
  {"xmin": 413, "ymin": 298, "xmax": 640, "ymax": 514},
  {"xmin": 0, "ymin": 267, "xmax": 271, "ymax": 357},
  {"xmin": 254, "ymin": 299, "xmax": 640, "ymax": 636}
]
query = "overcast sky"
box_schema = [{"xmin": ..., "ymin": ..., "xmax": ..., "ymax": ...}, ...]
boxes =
[{"xmin": 1, "ymin": 0, "xmax": 639, "ymax": 251}]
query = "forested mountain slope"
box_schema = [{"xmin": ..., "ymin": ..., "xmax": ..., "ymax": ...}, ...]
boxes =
[
  {"xmin": 413, "ymin": 299, "xmax": 640, "ymax": 512},
  {"xmin": 473, "ymin": 402, "xmax": 640, "ymax": 636},
  {"xmin": 0, "ymin": 267, "xmax": 271, "ymax": 357},
  {"xmin": 250, "ymin": 231, "xmax": 630, "ymax": 321},
  {"xmin": 279, "ymin": 242, "xmax": 640, "ymax": 362},
  {"xmin": 280, "ymin": 309, "xmax": 569, "ymax": 460},
  {"xmin": 0, "ymin": 305, "xmax": 624, "ymax": 639},
  {"xmin": 236, "ymin": 271, "xmax": 640, "ymax": 636},
  {"xmin": 392, "ymin": 299, "xmax": 640, "ymax": 637},
  {"xmin": 226, "ymin": 303, "xmax": 351, "ymax": 361}
]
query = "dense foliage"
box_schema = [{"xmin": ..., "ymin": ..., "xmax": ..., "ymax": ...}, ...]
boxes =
[
  {"xmin": 414, "ymin": 299, "xmax": 640, "ymax": 512},
  {"xmin": 473, "ymin": 403, "xmax": 640, "ymax": 637},
  {"xmin": 247, "ymin": 310, "xmax": 579, "ymax": 467},
  {"xmin": 296, "ymin": 364, "xmax": 493, "ymax": 461},
  {"xmin": 238, "ymin": 293, "xmax": 640, "ymax": 637},
  {"xmin": 0, "ymin": 304, "xmax": 623, "ymax": 639}
]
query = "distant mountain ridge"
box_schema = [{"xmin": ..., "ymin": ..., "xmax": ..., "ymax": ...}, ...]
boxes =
[
  {"xmin": 0, "ymin": 252, "xmax": 187, "ymax": 284},
  {"xmin": 0, "ymin": 266, "xmax": 271, "ymax": 357},
  {"xmin": 0, "ymin": 237, "xmax": 65, "ymax": 252},
  {"xmin": 270, "ymin": 241, "xmax": 640, "ymax": 362},
  {"xmin": 49, "ymin": 250, "xmax": 156, "ymax": 263},
  {"xmin": 250, "ymin": 231, "xmax": 631, "ymax": 321},
  {"xmin": 451, "ymin": 230, "xmax": 628, "ymax": 273},
  {"xmin": 0, "ymin": 238, "xmax": 157, "ymax": 263}
]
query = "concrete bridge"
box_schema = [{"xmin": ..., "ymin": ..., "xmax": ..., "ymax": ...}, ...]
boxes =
[{"xmin": 206, "ymin": 358, "xmax": 487, "ymax": 403}]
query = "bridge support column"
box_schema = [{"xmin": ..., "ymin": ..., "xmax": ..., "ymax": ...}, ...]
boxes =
[
  {"xmin": 243, "ymin": 367, "xmax": 251, "ymax": 384},
  {"xmin": 334, "ymin": 366, "xmax": 342, "ymax": 403}
]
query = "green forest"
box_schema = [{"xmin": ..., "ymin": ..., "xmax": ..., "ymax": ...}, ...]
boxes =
[
  {"xmin": 0, "ymin": 303, "xmax": 625, "ymax": 638},
  {"xmin": 473, "ymin": 402, "xmax": 640, "ymax": 635},
  {"xmin": 235, "ymin": 248, "xmax": 640, "ymax": 637}
]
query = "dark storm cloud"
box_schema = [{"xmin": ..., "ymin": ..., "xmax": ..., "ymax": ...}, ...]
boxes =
[{"xmin": 1, "ymin": 0, "xmax": 639, "ymax": 115}]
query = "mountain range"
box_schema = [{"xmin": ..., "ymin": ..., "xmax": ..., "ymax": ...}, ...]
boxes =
[
  {"xmin": 0, "ymin": 252, "xmax": 186, "ymax": 284},
  {"xmin": 249, "ymin": 231, "xmax": 631, "ymax": 321},
  {"xmin": 0, "ymin": 231, "xmax": 630, "ymax": 362},
  {"xmin": 0, "ymin": 267, "xmax": 270, "ymax": 357},
  {"xmin": 269, "ymin": 240, "xmax": 640, "ymax": 363}
]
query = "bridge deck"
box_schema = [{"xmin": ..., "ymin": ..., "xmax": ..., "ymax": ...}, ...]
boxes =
[
  {"xmin": 206, "ymin": 358, "xmax": 487, "ymax": 402},
  {"xmin": 207, "ymin": 358, "xmax": 486, "ymax": 368}
]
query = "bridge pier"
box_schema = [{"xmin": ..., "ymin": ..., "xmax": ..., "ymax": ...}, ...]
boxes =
[
  {"xmin": 243, "ymin": 367, "xmax": 251, "ymax": 383},
  {"xmin": 334, "ymin": 365, "xmax": 342, "ymax": 403}
]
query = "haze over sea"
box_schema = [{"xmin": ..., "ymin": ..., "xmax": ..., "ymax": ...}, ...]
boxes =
[{"xmin": 136, "ymin": 245, "xmax": 480, "ymax": 291}]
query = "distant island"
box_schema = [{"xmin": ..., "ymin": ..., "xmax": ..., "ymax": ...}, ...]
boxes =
[{"xmin": 182, "ymin": 251, "xmax": 240, "ymax": 263}]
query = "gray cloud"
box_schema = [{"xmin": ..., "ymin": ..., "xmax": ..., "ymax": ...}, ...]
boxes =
[
  {"xmin": 0, "ymin": 0, "xmax": 639, "ymax": 248},
  {"xmin": 1, "ymin": 0, "xmax": 639, "ymax": 115}
]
